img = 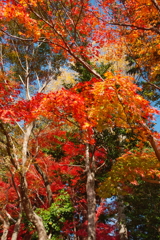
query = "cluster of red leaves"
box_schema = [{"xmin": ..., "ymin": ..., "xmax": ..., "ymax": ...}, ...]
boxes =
[{"xmin": 0, "ymin": 75, "xmax": 20, "ymax": 123}]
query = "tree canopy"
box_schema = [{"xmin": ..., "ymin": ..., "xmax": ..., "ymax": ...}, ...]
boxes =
[{"xmin": 0, "ymin": 1, "xmax": 160, "ymax": 240}]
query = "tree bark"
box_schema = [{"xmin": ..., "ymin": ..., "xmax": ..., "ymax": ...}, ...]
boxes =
[
  {"xmin": 20, "ymin": 123, "xmax": 48, "ymax": 240},
  {"xmin": 0, "ymin": 215, "xmax": 10, "ymax": 240},
  {"xmin": 140, "ymin": 122, "xmax": 160, "ymax": 161},
  {"xmin": 148, "ymin": 135, "xmax": 160, "ymax": 162},
  {"xmin": 11, "ymin": 212, "xmax": 22, "ymax": 240},
  {"xmin": 34, "ymin": 163, "xmax": 53, "ymax": 207},
  {"xmin": 117, "ymin": 196, "xmax": 128, "ymax": 240},
  {"xmin": 85, "ymin": 144, "xmax": 96, "ymax": 240},
  {"xmin": 20, "ymin": 174, "xmax": 48, "ymax": 240}
]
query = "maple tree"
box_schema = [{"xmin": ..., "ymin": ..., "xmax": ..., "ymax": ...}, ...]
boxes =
[
  {"xmin": 98, "ymin": 0, "xmax": 160, "ymax": 102},
  {"xmin": 0, "ymin": 1, "xmax": 160, "ymax": 240}
]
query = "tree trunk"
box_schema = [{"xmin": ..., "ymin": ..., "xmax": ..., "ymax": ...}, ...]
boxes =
[
  {"xmin": 0, "ymin": 215, "xmax": 10, "ymax": 240},
  {"xmin": 20, "ymin": 174, "xmax": 48, "ymax": 240},
  {"xmin": 20, "ymin": 122, "xmax": 48, "ymax": 239},
  {"xmin": 140, "ymin": 122, "xmax": 160, "ymax": 161},
  {"xmin": 11, "ymin": 213, "xmax": 22, "ymax": 240},
  {"xmin": 148, "ymin": 135, "xmax": 160, "ymax": 161},
  {"xmin": 85, "ymin": 144, "xmax": 96, "ymax": 240},
  {"xmin": 117, "ymin": 196, "xmax": 128, "ymax": 240},
  {"xmin": 86, "ymin": 169, "xmax": 96, "ymax": 240},
  {"xmin": 34, "ymin": 163, "xmax": 53, "ymax": 207}
]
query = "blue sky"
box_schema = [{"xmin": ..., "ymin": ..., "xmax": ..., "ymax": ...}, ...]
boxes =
[{"xmin": 154, "ymin": 115, "xmax": 160, "ymax": 131}]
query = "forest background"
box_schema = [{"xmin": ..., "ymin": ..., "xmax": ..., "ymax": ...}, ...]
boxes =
[{"xmin": 0, "ymin": 0, "xmax": 160, "ymax": 240}]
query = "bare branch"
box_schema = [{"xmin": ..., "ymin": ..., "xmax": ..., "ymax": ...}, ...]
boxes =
[
  {"xmin": 96, "ymin": 162, "xmax": 105, "ymax": 172},
  {"xmin": 0, "ymin": 29, "xmax": 34, "ymax": 41},
  {"xmin": 5, "ymin": 211, "xmax": 16, "ymax": 223},
  {"xmin": 19, "ymin": 75, "xmax": 25, "ymax": 86},
  {"xmin": 15, "ymin": 121, "xmax": 25, "ymax": 134},
  {"xmin": 0, "ymin": 41, "xmax": 4, "ymax": 72},
  {"xmin": 109, "ymin": 22, "xmax": 160, "ymax": 34},
  {"xmin": 11, "ymin": 40, "xmax": 26, "ymax": 72},
  {"xmin": 142, "ymin": 177, "xmax": 160, "ymax": 184},
  {"xmin": 151, "ymin": 0, "xmax": 160, "ymax": 14},
  {"xmin": 58, "ymin": 163, "xmax": 85, "ymax": 168}
]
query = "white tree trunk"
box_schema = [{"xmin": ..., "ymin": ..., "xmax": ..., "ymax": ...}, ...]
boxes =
[
  {"xmin": 11, "ymin": 213, "xmax": 22, "ymax": 240},
  {"xmin": 0, "ymin": 215, "xmax": 10, "ymax": 240},
  {"xmin": 20, "ymin": 123, "xmax": 48, "ymax": 240},
  {"xmin": 85, "ymin": 144, "xmax": 96, "ymax": 240},
  {"xmin": 20, "ymin": 173, "xmax": 48, "ymax": 240},
  {"xmin": 117, "ymin": 196, "xmax": 128, "ymax": 240}
]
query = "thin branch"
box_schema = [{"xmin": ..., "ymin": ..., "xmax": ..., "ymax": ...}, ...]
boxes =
[
  {"xmin": 5, "ymin": 211, "xmax": 16, "ymax": 223},
  {"xmin": 58, "ymin": 163, "xmax": 85, "ymax": 168},
  {"xmin": 19, "ymin": 75, "xmax": 25, "ymax": 86},
  {"xmin": 109, "ymin": 22, "xmax": 160, "ymax": 34},
  {"xmin": 24, "ymin": 3, "xmax": 104, "ymax": 80},
  {"xmin": 34, "ymin": 162, "xmax": 53, "ymax": 207},
  {"xmin": 89, "ymin": 9, "xmax": 160, "ymax": 34},
  {"xmin": 15, "ymin": 121, "xmax": 25, "ymax": 134},
  {"xmin": 142, "ymin": 177, "xmax": 160, "ymax": 184},
  {"xmin": 0, "ymin": 41, "xmax": 4, "ymax": 72},
  {"xmin": 59, "ymin": 1, "xmax": 81, "ymax": 42},
  {"xmin": 35, "ymin": 191, "xmax": 45, "ymax": 206},
  {"xmin": 9, "ymin": 169, "xmax": 21, "ymax": 200},
  {"xmin": 151, "ymin": 0, "xmax": 160, "ymax": 14},
  {"xmin": 0, "ymin": 29, "xmax": 34, "ymax": 41},
  {"xmin": 35, "ymin": 72, "xmax": 41, "ymax": 91},
  {"xmin": 96, "ymin": 162, "xmax": 105, "ymax": 172},
  {"xmin": 11, "ymin": 40, "xmax": 26, "ymax": 72}
]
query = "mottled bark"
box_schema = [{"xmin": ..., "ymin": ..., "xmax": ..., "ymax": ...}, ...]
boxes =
[
  {"xmin": 20, "ymin": 123, "xmax": 48, "ymax": 240},
  {"xmin": 85, "ymin": 144, "xmax": 96, "ymax": 240},
  {"xmin": 10, "ymin": 207, "xmax": 22, "ymax": 240},
  {"xmin": 20, "ymin": 174, "xmax": 48, "ymax": 240},
  {"xmin": 117, "ymin": 196, "xmax": 128, "ymax": 240},
  {"xmin": 0, "ymin": 215, "xmax": 10, "ymax": 240},
  {"xmin": 86, "ymin": 170, "xmax": 96, "ymax": 240}
]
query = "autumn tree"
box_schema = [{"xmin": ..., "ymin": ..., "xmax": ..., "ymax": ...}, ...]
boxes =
[
  {"xmin": 97, "ymin": 0, "xmax": 160, "ymax": 103},
  {"xmin": 0, "ymin": 1, "xmax": 160, "ymax": 240}
]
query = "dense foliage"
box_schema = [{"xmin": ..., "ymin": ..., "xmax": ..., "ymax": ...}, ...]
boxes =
[{"xmin": 0, "ymin": 0, "xmax": 160, "ymax": 240}]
